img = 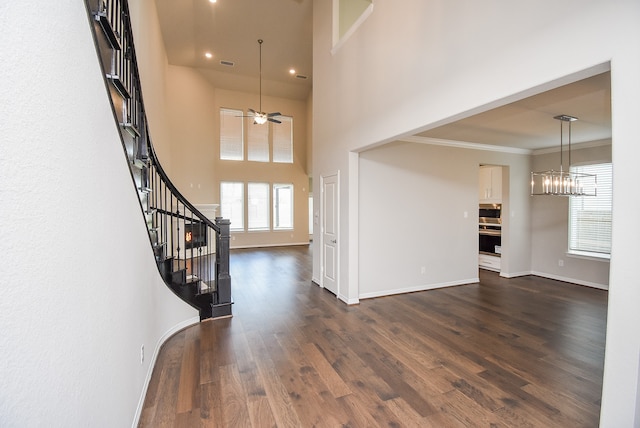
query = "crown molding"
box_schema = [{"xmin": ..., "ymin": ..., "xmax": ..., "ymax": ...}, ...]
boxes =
[
  {"xmin": 531, "ymin": 139, "xmax": 612, "ymax": 155},
  {"xmin": 399, "ymin": 136, "xmax": 533, "ymax": 155}
]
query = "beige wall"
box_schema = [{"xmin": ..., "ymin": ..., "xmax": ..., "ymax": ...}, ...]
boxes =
[
  {"xmin": 531, "ymin": 142, "xmax": 612, "ymax": 288},
  {"xmin": 165, "ymin": 67, "xmax": 310, "ymax": 248},
  {"xmin": 359, "ymin": 141, "xmax": 531, "ymax": 298}
]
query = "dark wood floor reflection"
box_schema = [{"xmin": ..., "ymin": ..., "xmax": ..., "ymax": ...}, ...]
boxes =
[{"xmin": 139, "ymin": 245, "xmax": 607, "ymax": 427}]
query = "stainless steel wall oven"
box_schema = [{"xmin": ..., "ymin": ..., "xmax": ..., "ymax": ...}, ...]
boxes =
[{"xmin": 479, "ymin": 203, "xmax": 501, "ymax": 256}]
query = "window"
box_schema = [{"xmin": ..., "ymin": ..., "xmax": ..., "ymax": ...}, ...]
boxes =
[
  {"xmin": 248, "ymin": 183, "xmax": 270, "ymax": 230},
  {"xmin": 247, "ymin": 117, "xmax": 269, "ymax": 162},
  {"xmin": 568, "ymin": 163, "xmax": 612, "ymax": 257},
  {"xmin": 273, "ymin": 116, "xmax": 293, "ymax": 163},
  {"xmin": 220, "ymin": 182, "xmax": 244, "ymax": 231},
  {"xmin": 273, "ymin": 183, "xmax": 294, "ymax": 229},
  {"xmin": 220, "ymin": 108, "xmax": 243, "ymax": 160}
]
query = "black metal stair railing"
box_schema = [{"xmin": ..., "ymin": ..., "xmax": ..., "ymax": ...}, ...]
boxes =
[{"xmin": 84, "ymin": 0, "xmax": 232, "ymax": 320}]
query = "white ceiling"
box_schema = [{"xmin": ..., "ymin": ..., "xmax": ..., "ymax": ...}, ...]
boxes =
[
  {"xmin": 154, "ymin": 1, "xmax": 611, "ymax": 150},
  {"xmin": 415, "ymin": 71, "xmax": 612, "ymax": 151},
  {"xmin": 155, "ymin": 0, "xmax": 313, "ymax": 100}
]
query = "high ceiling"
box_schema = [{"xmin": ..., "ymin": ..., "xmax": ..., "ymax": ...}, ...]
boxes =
[
  {"xmin": 155, "ymin": 0, "xmax": 313, "ymax": 100},
  {"xmin": 415, "ymin": 71, "xmax": 612, "ymax": 151},
  {"xmin": 154, "ymin": 1, "xmax": 611, "ymax": 151}
]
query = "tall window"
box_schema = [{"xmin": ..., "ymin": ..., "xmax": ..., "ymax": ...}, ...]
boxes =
[
  {"xmin": 220, "ymin": 108, "xmax": 244, "ymax": 160},
  {"xmin": 568, "ymin": 163, "xmax": 612, "ymax": 257},
  {"xmin": 273, "ymin": 183, "xmax": 294, "ymax": 229},
  {"xmin": 220, "ymin": 182, "xmax": 244, "ymax": 231},
  {"xmin": 273, "ymin": 116, "xmax": 293, "ymax": 163},
  {"xmin": 247, "ymin": 118, "xmax": 269, "ymax": 162},
  {"xmin": 248, "ymin": 183, "xmax": 270, "ymax": 230}
]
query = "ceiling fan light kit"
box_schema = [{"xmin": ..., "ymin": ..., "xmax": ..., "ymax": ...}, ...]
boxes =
[
  {"xmin": 248, "ymin": 39, "xmax": 281, "ymax": 125},
  {"xmin": 530, "ymin": 115, "xmax": 597, "ymax": 197}
]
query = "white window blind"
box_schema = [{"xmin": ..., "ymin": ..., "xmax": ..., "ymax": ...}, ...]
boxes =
[
  {"xmin": 247, "ymin": 117, "xmax": 269, "ymax": 162},
  {"xmin": 568, "ymin": 163, "xmax": 612, "ymax": 256},
  {"xmin": 273, "ymin": 116, "xmax": 293, "ymax": 163},
  {"xmin": 220, "ymin": 108, "xmax": 244, "ymax": 161},
  {"xmin": 248, "ymin": 183, "xmax": 269, "ymax": 230},
  {"xmin": 273, "ymin": 183, "xmax": 294, "ymax": 229},
  {"xmin": 220, "ymin": 181, "xmax": 244, "ymax": 231}
]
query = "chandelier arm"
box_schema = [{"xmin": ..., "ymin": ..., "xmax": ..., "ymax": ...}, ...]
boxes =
[
  {"xmin": 568, "ymin": 119, "xmax": 572, "ymax": 169},
  {"xmin": 559, "ymin": 120, "xmax": 563, "ymax": 172}
]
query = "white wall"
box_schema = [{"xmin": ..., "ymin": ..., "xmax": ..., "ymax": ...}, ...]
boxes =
[
  {"xmin": 312, "ymin": 0, "xmax": 640, "ymax": 425},
  {"xmin": 531, "ymin": 142, "xmax": 612, "ymax": 288},
  {"xmin": 0, "ymin": 2, "xmax": 196, "ymax": 426},
  {"xmin": 359, "ymin": 141, "xmax": 531, "ymax": 298}
]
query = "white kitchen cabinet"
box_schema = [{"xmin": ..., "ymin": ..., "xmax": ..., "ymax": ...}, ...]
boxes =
[
  {"xmin": 479, "ymin": 254, "xmax": 501, "ymax": 272},
  {"xmin": 479, "ymin": 165, "xmax": 502, "ymax": 203}
]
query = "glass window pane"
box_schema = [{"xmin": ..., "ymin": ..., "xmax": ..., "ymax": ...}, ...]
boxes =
[
  {"xmin": 247, "ymin": 117, "xmax": 269, "ymax": 162},
  {"xmin": 569, "ymin": 163, "xmax": 612, "ymax": 255},
  {"xmin": 248, "ymin": 183, "xmax": 270, "ymax": 230},
  {"xmin": 220, "ymin": 181, "xmax": 244, "ymax": 231},
  {"xmin": 273, "ymin": 116, "xmax": 293, "ymax": 163},
  {"xmin": 220, "ymin": 108, "xmax": 244, "ymax": 161},
  {"xmin": 273, "ymin": 183, "xmax": 293, "ymax": 230}
]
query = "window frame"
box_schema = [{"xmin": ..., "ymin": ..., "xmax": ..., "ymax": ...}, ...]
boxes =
[
  {"xmin": 247, "ymin": 182, "xmax": 270, "ymax": 231},
  {"xmin": 219, "ymin": 108, "xmax": 244, "ymax": 161},
  {"xmin": 272, "ymin": 116, "xmax": 294, "ymax": 164},
  {"xmin": 220, "ymin": 181, "xmax": 245, "ymax": 231},
  {"xmin": 273, "ymin": 183, "xmax": 294, "ymax": 230},
  {"xmin": 567, "ymin": 162, "xmax": 612, "ymax": 259}
]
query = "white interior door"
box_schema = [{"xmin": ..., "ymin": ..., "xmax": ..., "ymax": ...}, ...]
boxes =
[{"xmin": 321, "ymin": 173, "xmax": 339, "ymax": 296}]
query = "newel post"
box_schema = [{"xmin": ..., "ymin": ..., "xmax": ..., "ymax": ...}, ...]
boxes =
[{"xmin": 213, "ymin": 217, "xmax": 232, "ymax": 317}]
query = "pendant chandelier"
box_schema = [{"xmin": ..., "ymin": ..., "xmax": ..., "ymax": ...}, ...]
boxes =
[{"xmin": 530, "ymin": 114, "xmax": 597, "ymax": 196}]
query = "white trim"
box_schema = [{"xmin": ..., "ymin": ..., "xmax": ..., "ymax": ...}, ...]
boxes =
[
  {"xmin": 339, "ymin": 295, "xmax": 360, "ymax": 305},
  {"xmin": 229, "ymin": 242, "xmax": 310, "ymax": 250},
  {"xmin": 530, "ymin": 271, "xmax": 608, "ymax": 290},
  {"xmin": 348, "ymin": 151, "xmax": 359, "ymax": 305},
  {"xmin": 331, "ymin": 2, "xmax": 374, "ymax": 54},
  {"xmin": 400, "ymin": 135, "xmax": 533, "ymax": 155},
  {"xmin": 532, "ymin": 139, "xmax": 612, "ymax": 156},
  {"xmin": 567, "ymin": 250, "xmax": 611, "ymax": 262},
  {"xmin": 359, "ymin": 278, "xmax": 479, "ymax": 300},
  {"xmin": 499, "ymin": 271, "xmax": 533, "ymax": 278},
  {"xmin": 132, "ymin": 316, "xmax": 200, "ymax": 428}
]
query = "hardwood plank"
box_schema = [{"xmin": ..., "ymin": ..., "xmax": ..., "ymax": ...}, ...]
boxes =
[
  {"xmin": 301, "ymin": 342, "xmax": 352, "ymax": 398},
  {"xmin": 176, "ymin": 328, "xmax": 199, "ymax": 413},
  {"xmin": 219, "ymin": 364, "xmax": 252, "ymax": 427},
  {"xmin": 139, "ymin": 245, "xmax": 606, "ymax": 428}
]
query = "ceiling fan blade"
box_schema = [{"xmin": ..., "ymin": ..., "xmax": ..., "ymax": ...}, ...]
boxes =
[
  {"xmin": 248, "ymin": 108, "xmax": 256, "ymax": 114},
  {"xmin": 267, "ymin": 112, "xmax": 281, "ymax": 117},
  {"xmin": 268, "ymin": 117, "xmax": 282, "ymax": 124}
]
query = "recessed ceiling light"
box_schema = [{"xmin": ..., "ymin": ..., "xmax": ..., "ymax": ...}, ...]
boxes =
[
  {"xmin": 289, "ymin": 68, "xmax": 296, "ymax": 75},
  {"xmin": 209, "ymin": 0, "xmax": 217, "ymax": 3},
  {"xmin": 205, "ymin": 52, "xmax": 213, "ymax": 59}
]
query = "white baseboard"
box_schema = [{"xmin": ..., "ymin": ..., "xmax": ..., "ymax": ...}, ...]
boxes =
[
  {"xmin": 530, "ymin": 271, "xmax": 609, "ymax": 290},
  {"xmin": 131, "ymin": 316, "xmax": 200, "ymax": 428},
  {"xmin": 230, "ymin": 242, "xmax": 310, "ymax": 250},
  {"xmin": 339, "ymin": 294, "xmax": 359, "ymax": 305},
  {"xmin": 359, "ymin": 277, "xmax": 479, "ymax": 300},
  {"xmin": 499, "ymin": 271, "xmax": 533, "ymax": 278}
]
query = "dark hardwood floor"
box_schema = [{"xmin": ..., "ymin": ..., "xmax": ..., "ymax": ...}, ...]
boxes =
[{"xmin": 139, "ymin": 245, "xmax": 607, "ymax": 427}]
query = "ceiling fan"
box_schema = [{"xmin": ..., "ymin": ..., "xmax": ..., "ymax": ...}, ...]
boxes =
[{"xmin": 247, "ymin": 39, "xmax": 281, "ymax": 125}]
